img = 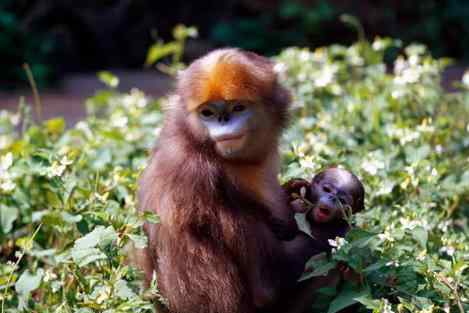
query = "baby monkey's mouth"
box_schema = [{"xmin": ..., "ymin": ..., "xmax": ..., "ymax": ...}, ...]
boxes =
[
  {"xmin": 310, "ymin": 204, "xmax": 333, "ymax": 223},
  {"xmin": 317, "ymin": 205, "xmax": 332, "ymax": 216}
]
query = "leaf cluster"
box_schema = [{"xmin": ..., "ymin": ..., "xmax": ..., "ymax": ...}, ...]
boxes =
[{"xmin": 0, "ymin": 37, "xmax": 468, "ymax": 313}]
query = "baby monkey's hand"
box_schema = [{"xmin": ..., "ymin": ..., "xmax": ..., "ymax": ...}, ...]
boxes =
[
  {"xmin": 337, "ymin": 262, "xmax": 363, "ymax": 285},
  {"xmin": 282, "ymin": 178, "xmax": 313, "ymax": 213}
]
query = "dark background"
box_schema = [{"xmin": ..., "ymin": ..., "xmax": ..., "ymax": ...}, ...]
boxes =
[{"xmin": 1, "ymin": 0, "xmax": 469, "ymax": 90}]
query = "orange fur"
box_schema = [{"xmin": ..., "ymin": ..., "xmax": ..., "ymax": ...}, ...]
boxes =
[{"xmin": 179, "ymin": 49, "xmax": 276, "ymax": 111}]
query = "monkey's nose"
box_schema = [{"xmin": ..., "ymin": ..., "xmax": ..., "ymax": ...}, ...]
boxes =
[{"xmin": 219, "ymin": 114, "xmax": 231, "ymax": 123}]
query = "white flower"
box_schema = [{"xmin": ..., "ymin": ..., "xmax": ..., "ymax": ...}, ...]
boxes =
[
  {"xmin": 0, "ymin": 153, "xmax": 15, "ymax": 192},
  {"xmin": 391, "ymin": 88, "xmax": 406, "ymax": 99},
  {"xmin": 394, "ymin": 57, "xmax": 406, "ymax": 74},
  {"xmin": 43, "ymin": 270, "xmax": 58, "ymax": 282},
  {"xmin": 378, "ymin": 231, "xmax": 395, "ymax": 243},
  {"xmin": 112, "ymin": 115, "xmax": 128, "ymax": 128},
  {"xmin": 95, "ymin": 286, "xmax": 111, "ymax": 304},
  {"xmin": 416, "ymin": 250, "xmax": 427, "ymax": 261},
  {"xmin": 47, "ymin": 156, "xmax": 73, "ymax": 178},
  {"xmin": 382, "ymin": 299, "xmax": 395, "ymax": 313},
  {"xmin": 462, "ymin": 70, "xmax": 469, "ymax": 88},
  {"xmin": 408, "ymin": 54, "xmax": 419, "ymax": 66},
  {"xmin": 439, "ymin": 246, "xmax": 455, "ymax": 256},
  {"xmin": 395, "ymin": 67, "xmax": 420, "ymax": 85},
  {"xmin": 362, "ymin": 159, "xmax": 384, "ymax": 175},
  {"xmin": 48, "ymin": 162, "xmax": 66, "ymax": 178},
  {"xmin": 273, "ymin": 62, "xmax": 287, "ymax": 74},
  {"xmin": 314, "ymin": 64, "xmax": 337, "ymax": 88},
  {"xmin": 1, "ymin": 153, "xmax": 13, "ymax": 171},
  {"xmin": 347, "ymin": 46, "xmax": 364, "ymax": 66},
  {"xmin": 372, "ymin": 39, "xmax": 385, "ymax": 51},
  {"xmin": 393, "ymin": 56, "xmax": 422, "ymax": 85},
  {"xmin": 385, "ymin": 260, "xmax": 400, "ymax": 267},
  {"xmin": 299, "ymin": 155, "xmax": 316, "ymax": 171},
  {"xmin": 328, "ymin": 237, "xmax": 347, "ymax": 250},
  {"xmin": 299, "ymin": 50, "xmax": 311, "ymax": 62},
  {"xmin": 399, "ymin": 217, "xmax": 419, "ymax": 230},
  {"xmin": 1, "ymin": 180, "xmax": 15, "ymax": 192}
]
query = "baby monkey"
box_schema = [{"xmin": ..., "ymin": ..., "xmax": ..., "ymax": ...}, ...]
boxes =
[
  {"xmin": 284, "ymin": 167, "xmax": 365, "ymax": 253},
  {"xmin": 279, "ymin": 168, "xmax": 365, "ymax": 313}
]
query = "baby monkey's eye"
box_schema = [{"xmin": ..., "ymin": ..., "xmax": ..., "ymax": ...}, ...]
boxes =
[
  {"xmin": 233, "ymin": 104, "xmax": 246, "ymax": 112},
  {"xmin": 322, "ymin": 185, "xmax": 332, "ymax": 193},
  {"xmin": 200, "ymin": 109, "xmax": 215, "ymax": 118}
]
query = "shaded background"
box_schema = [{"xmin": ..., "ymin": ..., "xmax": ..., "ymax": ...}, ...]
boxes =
[
  {"xmin": 2, "ymin": 0, "xmax": 469, "ymax": 88},
  {"xmin": 0, "ymin": 0, "xmax": 468, "ymax": 122}
]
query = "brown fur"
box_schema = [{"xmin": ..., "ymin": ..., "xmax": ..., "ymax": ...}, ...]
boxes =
[{"xmin": 138, "ymin": 49, "xmax": 314, "ymax": 313}]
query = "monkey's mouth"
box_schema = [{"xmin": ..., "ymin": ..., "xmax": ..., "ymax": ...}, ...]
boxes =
[
  {"xmin": 313, "ymin": 205, "xmax": 333, "ymax": 222},
  {"xmin": 215, "ymin": 133, "xmax": 247, "ymax": 157},
  {"xmin": 215, "ymin": 132, "xmax": 245, "ymax": 142}
]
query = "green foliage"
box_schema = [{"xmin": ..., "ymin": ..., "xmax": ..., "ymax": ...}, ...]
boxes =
[
  {"xmin": 277, "ymin": 38, "xmax": 469, "ymax": 312},
  {"xmin": 145, "ymin": 24, "xmax": 198, "ymax": 76},
  {"xmin": 0, "ymin": 88, "xmax": 161, "ymax": 312},
  {"xmin": 0, "ymin": 37, "xmax": 468, "ymax": 313}
]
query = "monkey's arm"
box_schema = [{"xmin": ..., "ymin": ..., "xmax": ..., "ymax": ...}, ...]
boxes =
[
  {"xmin": 275, "ymin": 269, "xmax": 341, "ymax": 313},
  {"xmin": 268, "ymin": 213, "xmax": 300, "ymax": 241}
]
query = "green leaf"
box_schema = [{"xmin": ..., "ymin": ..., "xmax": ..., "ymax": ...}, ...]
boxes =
[
  {"xmin": 173, "ymin": 25, "xmax": 198, "ymax": 40},
  {"xmin": 61, "ymin": 211, "xmax": 82, "ymax": 224},
  {"xmin": 327, "ymin": 285, "xmax": 370, "ymax": 313},
  {"xmin": 71, "ymin": 247, "xmax": 107, "ymax": 267},
  {"xmin": 300, "ymin": 253, "xmax": 335, "ymax": 281},
  {"xmin": 98, "ymin": 71, "xmax": 119, "ymax": 88},
  {"xmin": 15, "ymin": 269, "xmax": 44, "ymax": 295},
  {"xmin": 128, "ymin": 234, "xmax": 148, "ymax": 249},
  {"xmin": 142, "ymin": 211, "xmax": 160, "ymax": 224},
  {"xmin": 355, "ymin": 295, "xmax": 381, "ymax": 310},
  {"xmin": 346, "ymin": 228, "xmax": 376, "ymax": 248},
  {"xmin": 294, "ymin": 213, "xmax": 313, "ymax": 238},
  {"xmin": 0, "ymin": 204, "xmax": 18, "ymax": 233},
  {"xmin": 412, "ymin": 226, "xmax": 428, "ymax": 248},
  {"xmin": 73, "ymin": 226, "xmax": 118, "ymax": 250},
  {"xmin": 145, "ymin": 42, "xmax": 180, "ymax": 66},
  {"xmin": 115, "ymin": 279, "xmax": 137, "ymax": 299},
  {"xmin": 45, "ymin": 118, "xmax": 66, "ymax": 135},
  {"xmin": 71, "ymin": 226, "xmax": 118, "ymax": 266}
]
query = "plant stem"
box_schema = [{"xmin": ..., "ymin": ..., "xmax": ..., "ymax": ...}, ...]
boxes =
[
  {"xmin": 22, "ymin": 63, "xmax": 42, "ymax": 121},
  {"xmin": 1, "ymin": 223, "xmax": 42, "ymax": 313}
]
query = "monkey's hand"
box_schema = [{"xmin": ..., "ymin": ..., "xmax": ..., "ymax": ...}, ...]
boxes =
[
  {"xmin": 282, "ymin": 178, "xmax": 310, "ymax": 201},
  {"xmin": 337, "ymin": 262, "xmax": 363, "ymax": 285},
  {"xmin": 282, "ymin": 178, "xmax": 311, "ymax": 213}
]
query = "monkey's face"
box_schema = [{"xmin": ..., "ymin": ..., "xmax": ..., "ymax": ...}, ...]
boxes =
[
  {"xmin": 307, "ymin": 169, "xmax": 363, "ymax": 224},
  {"xmin": 193, "ymin": 100, "xmax": 272, "ymax": 161}
]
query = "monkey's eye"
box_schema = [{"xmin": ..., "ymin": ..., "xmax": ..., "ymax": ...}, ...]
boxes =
[
  {"xmin": 200, "ymin": 109, "xmax": 215, "ymax": 118},
  {"xmin": 233, "ymin": 104, "xmax": 246, "ymax": 112},
  {"xmin": 322, "ymin": 184, "xmax": 332, "ymax": 193}
]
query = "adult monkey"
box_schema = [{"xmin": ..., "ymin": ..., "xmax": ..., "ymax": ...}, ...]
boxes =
[{"xmin": 138, "ymin": 49, "xmax": 315, "ymax": 313}]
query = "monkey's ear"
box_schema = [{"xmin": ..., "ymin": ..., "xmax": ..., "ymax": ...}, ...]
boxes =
[{"xmin": 354, "ymin": 196, "xmax": 365, "ymax": 213}]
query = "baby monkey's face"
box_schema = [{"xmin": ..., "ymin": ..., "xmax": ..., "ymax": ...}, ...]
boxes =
[{"xmin": 307, "ymin": 168, "xmax": 364, "ymax": 224}]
